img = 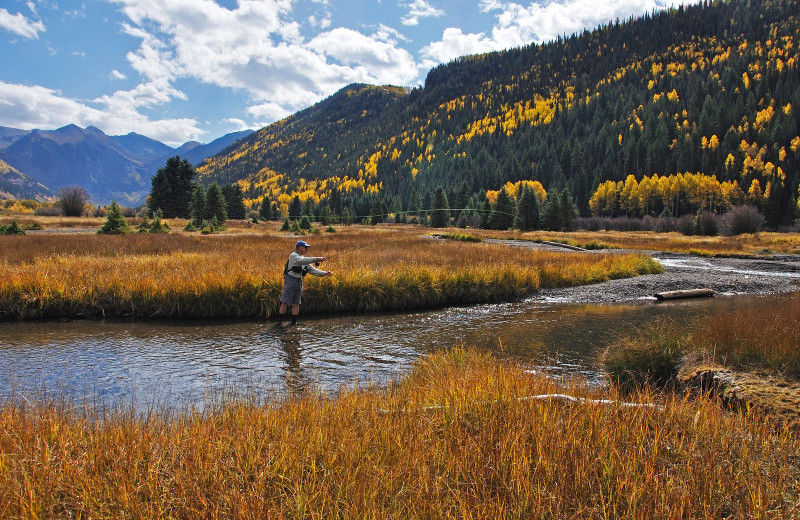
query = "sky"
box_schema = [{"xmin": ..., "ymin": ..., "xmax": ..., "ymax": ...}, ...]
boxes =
[{"xmin": 1, "ymin": 0, "xmax": 698, "ymax": 147}]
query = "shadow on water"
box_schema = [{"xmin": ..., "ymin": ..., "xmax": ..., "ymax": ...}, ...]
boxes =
[{"xmin": 0, "ymin": 293, "xmax": 792, "ymax": 411}]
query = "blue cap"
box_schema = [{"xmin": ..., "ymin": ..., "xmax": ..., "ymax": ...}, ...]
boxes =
[{"xmin": 296, "ymin": 240, "xmax": 311, "ymax": 248}]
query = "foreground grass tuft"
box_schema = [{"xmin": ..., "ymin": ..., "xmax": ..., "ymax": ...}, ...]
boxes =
[{"xmin": 1, "ymin": 348, "xmax": 797, "ymax": 518}]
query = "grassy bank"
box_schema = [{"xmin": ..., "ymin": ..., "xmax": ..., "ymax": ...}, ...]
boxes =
[
  {"xmin": 0, "ymin": 227, "xmax": 660, "ymax": 320},
  {"xmin": 603, "ymin": 292, "xmax": 800, "ymax": 423},
  {"xmin": 1, "ymin": 348, "xmax": 797, "ymax": 518}
]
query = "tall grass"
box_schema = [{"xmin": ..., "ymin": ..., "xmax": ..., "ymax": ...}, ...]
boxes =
[
  {"xmin": 691, "ymin": 292, "xmax": 800, "ymax": 377},
  {"xmin": 0, "ymin": 228, "xmax": 660, "ymax": 320},
  {"xmin": 1, "ymin": 348, "xmax": 797, "ymax": 518},
  {"xmin": 603, "ymin": 292, "xmax": 800, "ymax": 386}
]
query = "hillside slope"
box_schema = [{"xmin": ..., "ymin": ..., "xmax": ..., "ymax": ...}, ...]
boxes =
[{"xmin": 198, "ymin": 0, "xmax": 800, "ymax": 225}]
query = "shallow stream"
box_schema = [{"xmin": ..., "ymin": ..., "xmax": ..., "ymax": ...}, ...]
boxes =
[{"xmin": 0, "ymin": 292, "xmax": 786, "ymax": 411}]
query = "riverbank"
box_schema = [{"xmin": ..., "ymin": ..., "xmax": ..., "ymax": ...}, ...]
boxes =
[
  {"xmin": 0, "ymin": 228, "xmax": 659, "ymax": 321},
  {"xmin": 1, "ymin": 348, "xmax": 797, "ymax": 518}
]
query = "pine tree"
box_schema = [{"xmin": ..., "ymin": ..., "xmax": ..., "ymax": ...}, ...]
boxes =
[
  {"xmin": 204, "ymin": 183, "xmax": 228, "ymax": 223},
  {"xmin": 559, "ymin": 188, "xmax": 579, "ymax": 231},
  {"xmin": 189, "ymin": 184, "xmax": 206, "ymax": 226},
  {"xmin": 259, "ymin": 196, "xmax": 273, "ymax": 221},
  {"xmin": 514, "ymin": 186, "xmax": 540, "ymax": 231},
  {"xmin": 540, "ymin": 194, "xmax": 562, "ymax": 231},
  {"xmin": 221, "ymin": 184, "xmax": 247, "ymax": 220},
  {"xmin": 488, "ymin": 188, "xmax": 515, "ymax": 230},
  {"xmin": 148, "ymin": 156, "xmax": 195, "ymax": 218},
  {"xmin": 97, "ymin": 201, "xmax": 131, "ymax": 235},
  {"xmin": 430, "ymin": 186, "xmax": 450, "ymax": 228}
]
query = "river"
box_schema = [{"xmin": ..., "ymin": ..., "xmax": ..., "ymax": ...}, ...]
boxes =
[{"xmin": 0, "ymin": 292, "xmax": 789, "ymax": 411}]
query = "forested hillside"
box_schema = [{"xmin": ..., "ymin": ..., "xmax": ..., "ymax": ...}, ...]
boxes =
[{"xmin": 197, "ymin": 0, "xmax": 800, "ymax": 227}]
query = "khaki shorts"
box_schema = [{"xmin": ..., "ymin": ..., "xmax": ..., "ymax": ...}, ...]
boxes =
[{"xmin": 280, "ymin": 275, "xmax": 303, "ymax": 305}]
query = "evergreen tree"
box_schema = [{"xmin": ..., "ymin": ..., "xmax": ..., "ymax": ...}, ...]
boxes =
[
  {"xmin": 189, "ymin": 184, "xmax": 206, "ymax": 226},
  {"xmin": 97, "ymin": 201, "xmax": 131, "ymax": 235},
  {"xmin": 221, "ymin": 184, "xmax": 247, "ymax": 220},
  {"xmin": 148, "ymin": 156, "xmax": 195, "ymax": 218},
  {"xmin": 289, "ymin": 196, "xmax": 302, "ymax": 219},
  {"xmin": 430, "ymin": 186, "xmax": 450, "ymax": 228},
  {"xmin": 259, "ymin": 196, "xmax": 273, "ymax": 221},
  {"xmin": 540, "ymin": 194, "xmax": 562, "ymax": 231},
  {"xmin": 488, "ymin": 188, "xmax": 515, "ymax": 230},
  {"xmin": 514, "ymin": 186, "xmax": 540, "ymax": 231},
  {"xmin": 559, "ymin": 188, "xmax": 579, "ymax": 231},
  {"xmin": 479, "ymin": 197, "xmax": 493, "ymax": 229},
  {"xmin": 204, "ymin": 183, "xmax": 228, "ymax": 223}
]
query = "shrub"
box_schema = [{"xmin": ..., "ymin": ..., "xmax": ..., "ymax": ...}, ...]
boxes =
[
  {"xmin": 34, "ymin": 205, "xmax": 63, "ymax": 217},
  {"xmin": 677, "ymin": 214, "xmax": 696, "ymax": 235},
  {"xmin": 602, "ymin": 322, "xmax": 687, "ymax": 391},
  {"xmin": 694, "ymin": 211, "xmax": 718, "ymax": 236},
  {"xmin": 721, "ymin": 205, "xmax": 765, "ymax": 235},
  {"xmin": 0, "ymin": 220, "xmax": 25, "ymax": 235},
  {"xmin": 97, "ymin": 201, "xmax": 131, "ymax": 235},
  {"xmin": 57, "ymin": 186, "xmax": 91, "ymax": 217}
]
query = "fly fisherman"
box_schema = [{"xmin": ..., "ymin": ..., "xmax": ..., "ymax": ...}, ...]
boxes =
[{"xmin": 279, "ymin": 240, "xmax": 333, "ymax": 325}]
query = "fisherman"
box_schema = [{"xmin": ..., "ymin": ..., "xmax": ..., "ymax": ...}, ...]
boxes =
[{"xmin": 279, "ymin": 240, "xmax": 332, "ymax": 324}]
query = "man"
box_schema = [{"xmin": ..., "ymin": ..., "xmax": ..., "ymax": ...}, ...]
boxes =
[{"xmin": 279, "ymin": 240, "xmax": 332, "ymax": 324}]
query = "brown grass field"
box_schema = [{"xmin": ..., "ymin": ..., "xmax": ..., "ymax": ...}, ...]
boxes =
[
  {"xmin": 0, "ymin": 220, "xmax": 661, "ymax": 320},
  {"xmin": 1, "ymin": 348, "xmax": 798, "ymax": 518}
]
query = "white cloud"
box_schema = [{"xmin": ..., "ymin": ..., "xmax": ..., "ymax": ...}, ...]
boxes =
[
  {"xmin": 420, "ymin": 27, "xmax": 498, "ymax": 65},
  {"xmin": 423, "ymin": 0, "xmax": 701, "ymax": 65},
  {"xmin": 0, "ymin": 7, "xmax": 45, "ymax": 39},
  {"xmin": 401, "ymin": 0, "xmax": 444, "ymax": 26},
  {"xmin": 110, "ymin": 70, "xmax": 127, "ymax": 80},
  {"xmin": 106, "ymin": 0, "xmax": 424, "ymax": 124},
  {"xmin": 0, "ymin": 80, "xmax": 203, "ymax": 146}
]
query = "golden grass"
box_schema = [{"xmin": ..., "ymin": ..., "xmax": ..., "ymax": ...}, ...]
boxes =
[
  {"xmin": 691, "ymin": 292, "xmax": 800, "ymax": 377},
  {"xmin": 1, "ymin": 348, "xmax": 797, "ymax": 518},
  {"xmin": 0, "ymin": 226, "xmax": 660, "ymax": 320}
]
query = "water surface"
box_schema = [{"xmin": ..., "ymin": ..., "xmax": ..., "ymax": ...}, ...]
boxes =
[{"xmin": 0, "ymin": 293, "xmax": 785, "ymax": 410}]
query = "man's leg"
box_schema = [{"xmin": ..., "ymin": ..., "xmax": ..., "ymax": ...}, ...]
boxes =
[{"xmin": 291, "ymin": 305, "xmax": 300, "ymax": 324}]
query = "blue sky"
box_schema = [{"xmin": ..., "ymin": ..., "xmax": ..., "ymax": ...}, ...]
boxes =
[{"xmin": 1, "ymin": 0, "xmax": 696, "ymax": 147}]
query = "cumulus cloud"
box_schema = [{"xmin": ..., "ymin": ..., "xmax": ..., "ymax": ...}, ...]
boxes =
[
  {"xmin": 424, "ymin": 0, "xmax": 700, "ymax": 64},
  {"xmin": 0, "ymin": 7, "xmax": 45, "ymax": 39},
  {"xmin": 109, "ymin": 70, "xmax": 127, "ymax": 80},
  {"xmin": 401, "ymin": 0, "xmax": 444, "ymax": 26},
  {"xmin": 0, "ymin": 80, "xmax": 203, "ymax": 146},
  {"xmin": 108, "ymin": 0, "xmax": 423, "ymax": 123}
]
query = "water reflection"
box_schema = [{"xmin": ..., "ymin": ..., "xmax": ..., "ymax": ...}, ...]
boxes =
[{"xmin": 0, "ymin": 293, "xmax": 793, "ymax": 410}]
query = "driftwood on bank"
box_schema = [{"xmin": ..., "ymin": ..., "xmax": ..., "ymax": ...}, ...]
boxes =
[{"xmin": 654, "ymin": 288, "xmax": 715, "ymax": 300}]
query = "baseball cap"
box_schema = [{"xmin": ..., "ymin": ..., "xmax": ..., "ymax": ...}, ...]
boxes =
[{"xmin": 296, "ymin": 240, "xmax": 311, "ymax": 248}]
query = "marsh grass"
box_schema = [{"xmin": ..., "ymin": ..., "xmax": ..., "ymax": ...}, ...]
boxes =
[
  {"xmin": 0, "ymin": 227, "xmax": 659, "ymax": 320},
  {"xmin": 691, "ymin": 292, "xmax": 800, "ymax": 377},
  {"xmin": 604, "ymin": 293, "xmax": 800, "ymax": 385},
  {"xmin": 1, "ymin": 348, "xmax": 797, "ymax": 518}
]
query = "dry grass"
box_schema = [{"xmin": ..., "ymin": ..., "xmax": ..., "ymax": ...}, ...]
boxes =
[
  {"xmin": 691, "ymin": 292, "xmax": 800, "ymax": 377},
  {"xmin": 0, "ymin": 225, "xmax": 659, "ymax": 320},
  {"xmin": 1, "ymin": 348, "xmax": 797, "ymax": 519}
]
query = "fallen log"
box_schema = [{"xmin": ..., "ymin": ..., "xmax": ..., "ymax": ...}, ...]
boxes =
[{"xmin": 654, "ymin": 288, "xmax": 715, "ymax": 300}]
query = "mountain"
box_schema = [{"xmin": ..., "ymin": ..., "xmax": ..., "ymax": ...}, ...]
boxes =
[
  {"xmin": 0, "ymin": 127, "xmax": 31, "ymax": 151},
  {"xmin": 0, "ymin": 125, "xmax": 254, "ymax": 205},
  {"xmin": 181, "ymin": 130, "xmax": 253, "ymax": 167},
  {"xmin": 197, "ymin": 0, "xmax": 800, "ymax": 227},
  {"xmin": 0, "ymin": 158, "xmax": 51, "ymax": 201}
]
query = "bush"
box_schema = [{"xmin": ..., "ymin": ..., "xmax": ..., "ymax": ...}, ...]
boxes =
[
  {"xmin": 721, "ymin": 205, "xmax": 765, "ymax": 235},
  {"xmin": 97, "ymin": 201, "xmax": 131, "ymax": 235},
  {"xmin": 57, "ymin": 186, "xmax": 91, "ymax": 217},
  {"xmin": 677, "ymin": 214, "xmax": 696, "ymax": 235},
  {"xmin": 0, "ymin": 220, "xmax": 25, "ymax": 235},
  {"xmin": 602, "ymin": 323, "xmax": 687, "ymax": 391},
  {"xmin": 34, "ymin": 205, "xmax": 63, "ymax": 217},
  {"xmin": 694, "ymin": 211, "xmax": 718, "ymax": 236}
]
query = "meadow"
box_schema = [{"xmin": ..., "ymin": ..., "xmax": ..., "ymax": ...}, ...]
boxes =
[
  {"xmin": 1, "ymin": 348, "xmax": 798, "ymax": 518},
  {"xmin": 0, "ymin": 222, "xmax": 660, "ymax": 320}
]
